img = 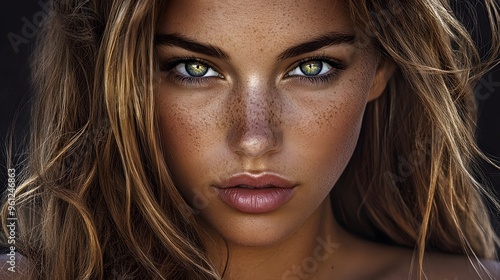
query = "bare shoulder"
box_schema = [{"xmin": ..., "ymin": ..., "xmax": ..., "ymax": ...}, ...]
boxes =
[
  {"xmin": 421, "ymin": 252, "xmax": 499, "ymax": 280},
  {"xmin": 481, "ymin": 259, "xmax": 500, "ymax": 276},
  {"xmin": 0, "ymin": 253, "xmax": 31, "ymax": 279},
  {"xmin": 377, "ymin": 246, "xmax": 500, "ymax": 280}
]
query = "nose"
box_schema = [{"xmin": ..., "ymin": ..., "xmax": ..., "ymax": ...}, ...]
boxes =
[{"xmin": 227, "ymin": 82, "xmax": 283, "ymax": 158}]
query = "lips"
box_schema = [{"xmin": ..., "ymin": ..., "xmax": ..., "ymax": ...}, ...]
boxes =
[{"xmin": 215, "ymin": 173, "xmax": 297, "ymax": 213}]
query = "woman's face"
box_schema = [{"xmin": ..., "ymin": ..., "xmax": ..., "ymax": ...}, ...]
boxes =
[{"xmin": 156, "ymin": 0, "xmax": 392, "ymax": 246}]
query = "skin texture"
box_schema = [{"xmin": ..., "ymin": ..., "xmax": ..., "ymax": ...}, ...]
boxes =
[{"xmin": 154, "ymin": 0, "xmax": 497, "ymax": 279}]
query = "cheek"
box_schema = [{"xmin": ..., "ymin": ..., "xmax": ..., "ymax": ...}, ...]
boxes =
[
  {"xmin": 309, "ymin": 99, "xmax": 364, "ymax": 187},
  {"xmin": 286, "ymin": 72, "xmax": 373, "ymax": 189},
  {"xmin": 158, "ymin": 104, "xmax": 197, "ymax": 154},
  {"xmin": 156, "ymin": 98, "xmax": 215, "ymax": 183},
  {"xmin": 157, "ymin": 88, "xmax": 225, "ymax": 152}
]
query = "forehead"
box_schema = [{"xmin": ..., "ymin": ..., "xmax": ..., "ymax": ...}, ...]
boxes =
[{"xmin": 158, "ymin": 0, "xmax": 354, "ymax": 43}]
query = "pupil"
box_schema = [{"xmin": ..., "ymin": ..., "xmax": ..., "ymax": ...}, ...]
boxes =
[
  {"xmin": 186, "ymin": 62, "xmax": 208, "ymax": 77},
  {"xmin": 300, "ymin": 61, "xmax": 322, "ymax": 76}
]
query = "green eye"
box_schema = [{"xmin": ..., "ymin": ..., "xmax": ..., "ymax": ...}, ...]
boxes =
[
  {"xmin": 299, "ymin": 60, "xmax": 323, "ymax": 76},
  {"xmin": 287, "ymin": 59, "xmax": 333, "ymax": 78},
  {"xmin": 185, "ymin": 61, "xmax": 209, "ymax": 77},
  {"xmin": 174, "ymin": 60, "xmax": 221, "ymax": 78}
]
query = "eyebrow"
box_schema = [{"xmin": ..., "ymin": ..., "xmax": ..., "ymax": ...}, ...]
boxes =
[
  {"xmin": 154, "ymin": 32, "xmax": 355, "ymax": 61},
  {"xmin": 155, "ymin": 33, "xmax": 230, "ymax": 60},
  {"xmin": 277, "ymin": 32, "xmax": 355, "ymax": 60}
]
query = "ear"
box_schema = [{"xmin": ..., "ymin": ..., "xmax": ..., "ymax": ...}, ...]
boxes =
[{"xmin": 367, "ymin": 57, "xmax": 396, "ymax": 102}]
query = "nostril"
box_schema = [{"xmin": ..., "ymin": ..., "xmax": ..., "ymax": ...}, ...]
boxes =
[
  {"xmin": 229, "ymin": 125, "xmax": 283, "ymax": 158},
  {"xmin": 239, "ymin": 135, "xmax": 274, "ymax": 158}
]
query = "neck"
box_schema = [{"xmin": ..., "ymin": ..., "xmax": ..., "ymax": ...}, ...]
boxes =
[{"xmin": 201, "ymin": 198, "xmax": 354, "ymax": 280}]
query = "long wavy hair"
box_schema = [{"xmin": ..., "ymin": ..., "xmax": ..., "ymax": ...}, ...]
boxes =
[{"xmin": 1, "ymin": 0, "xmax": 499, "ymax": 279}]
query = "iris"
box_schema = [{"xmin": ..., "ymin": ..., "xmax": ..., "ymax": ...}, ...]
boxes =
[
  {"xmin": 300, "ymin": 60, "xmax": 323, "ymax": 76},
  {"xmin": 185, "ymin": 61, "xmax": 209, "ymax": 77}
]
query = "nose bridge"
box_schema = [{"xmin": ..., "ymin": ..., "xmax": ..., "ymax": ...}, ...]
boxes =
[{"xmin": 228, "ymin": 77, "xmax": 282, "ymax": 158}]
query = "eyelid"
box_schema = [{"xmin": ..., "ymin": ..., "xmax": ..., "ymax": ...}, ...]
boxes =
[
  {"xmin": 282, "ymin": 56, "xmax": 347, "ymax": 86},
  {"xmin": 285, "ymin": 56, "xmax": 346, "ymax": 78},
  {"xmin": 159, "ymin": 56, "xmax": 224, "ymax": 78},
  {"xmin": 175, "ymin": 62, "xmax": 220, "ymax": 77}
]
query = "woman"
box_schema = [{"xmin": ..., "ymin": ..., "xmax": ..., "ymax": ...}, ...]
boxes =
[{"xmin": 2, "ymin": 0, "xmax": 500, "ymax": 279}]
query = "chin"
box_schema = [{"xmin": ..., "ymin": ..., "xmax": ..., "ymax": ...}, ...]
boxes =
[
  {"xmin": 217, "ymin": 221, "xmax": 298, "ymax": 247},
  {"xmin": 199, "ymin": 202, "xmax": 311, "ymax": 248}
]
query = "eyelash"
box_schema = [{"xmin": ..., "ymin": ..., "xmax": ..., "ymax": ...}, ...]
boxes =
[
  {"xmin": 285, "ymin": 56, "xmax": 346, "ymax": 85},
  {"xmin": 158, "ymin": 56, "xmax": 346, "ymax": 86},
  {"xmin": 159, "ymin": 56, "xmax": 222, "ymax": 86}
]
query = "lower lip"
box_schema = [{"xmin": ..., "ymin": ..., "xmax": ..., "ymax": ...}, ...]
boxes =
[{"xmin": 216, "ymin": 187, "xmax": 295, "ymax": 214}]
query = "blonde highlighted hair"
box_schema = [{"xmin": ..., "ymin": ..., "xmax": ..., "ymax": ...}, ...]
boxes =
[{"xmin": 1, "ymin": 0, "xmax": 499, "ymax": 279}]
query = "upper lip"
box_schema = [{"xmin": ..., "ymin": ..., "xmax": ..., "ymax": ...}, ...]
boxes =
[{"xmin": 217, "ymin": 172, "xmax": 296, "ymax": 189}]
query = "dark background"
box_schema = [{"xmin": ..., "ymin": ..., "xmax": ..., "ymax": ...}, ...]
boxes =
[{"xmin": 0, "ymin": 1, "xmax": 499, "ymax": 235}]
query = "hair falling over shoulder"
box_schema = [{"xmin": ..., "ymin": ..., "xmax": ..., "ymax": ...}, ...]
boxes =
[
  {"xmin": 2, "ymin": 0, "xmax": 217, "ymax": 279},
  {"xmin": 334, "ymin": 0, "xmax": 500, "ymax": 277},
  {"xmin": 1, "ymin": 0, "xmax": 499, "ymax": 279}
]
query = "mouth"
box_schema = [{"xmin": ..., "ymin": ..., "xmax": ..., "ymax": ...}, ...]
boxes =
[
  {"xmin": 218, "ymin": 173, "xmax": 296, "ymax": 189},
  {"xmin": 215, "ymin": 173, "xmax": 297, "ymax": 214},
  {"xmin": 234, "ymin": 184, "xmax": 274, "ymax": 189}
]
